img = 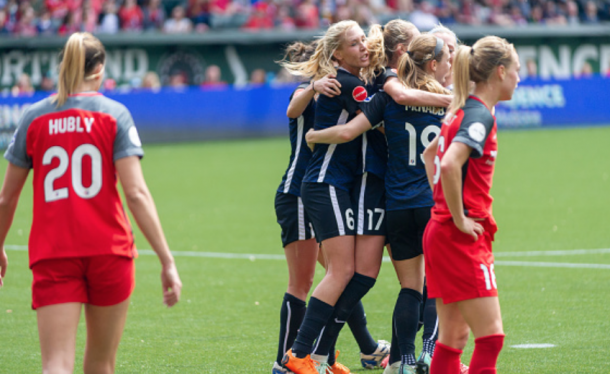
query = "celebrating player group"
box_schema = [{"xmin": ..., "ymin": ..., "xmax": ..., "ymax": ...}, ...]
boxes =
[
  {"xmin": 273, "ymin": 19, "xmax": 520, "ymax": 374},
  {"xmin": 0, "ymin": 16, "xmax": 519, "ymax": 374}
]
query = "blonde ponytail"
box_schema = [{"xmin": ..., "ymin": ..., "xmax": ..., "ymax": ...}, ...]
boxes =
[
  {"xmin": 448, "ymin": 36, "xmax": 515, "ymax": 115},
  {"xmin": 54, "ymin": 32, "xmax": 106, "ymax": 107},
  {"xmin": 449, "ymin": 46, "xmax": 473, "ymax": 115},
  {"xmin": 367, "ymin": 24, "xmax": 387, "ymax": 72},
  {"xmin": 397, "ymin": 34, "xmax": 449, "ymax": 95}
]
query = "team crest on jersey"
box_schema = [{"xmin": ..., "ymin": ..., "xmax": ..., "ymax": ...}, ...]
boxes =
[
  {"xmin": 468, "ymin": 122, "xmax": 486, "ymax": 142},
  {"xmin": 352, "ymin": 86, "xmax": 368, "ymax": 102}
]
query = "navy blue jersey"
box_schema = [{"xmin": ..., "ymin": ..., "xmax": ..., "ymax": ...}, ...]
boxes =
[
  {"xmin": 362, "ymin": 91, "xmax": 445, "ymax": 211},
  {"xmin": 277, "ymin": 82, "xmax": 316, "ymax": 196},
  {"xmin": 302, "ymin": 69, "xmax": 369, "ymax": 191},
  {"xmin": 359, "ymin": 68, "xmax": 397, "ymax": 180}
]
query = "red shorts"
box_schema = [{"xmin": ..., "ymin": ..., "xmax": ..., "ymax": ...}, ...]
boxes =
[
  {"xmin": 423, "ymin": 219, "xmax": 497, "ymax": 304},
  {"xmin": 31, "ymin": 255, "xmax": 135, "ymax": 310}
]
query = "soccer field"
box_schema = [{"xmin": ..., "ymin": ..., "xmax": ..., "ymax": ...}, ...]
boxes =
[{"xmin": 1, "ymin": 126, "xmax": 610, "ymax": 373}]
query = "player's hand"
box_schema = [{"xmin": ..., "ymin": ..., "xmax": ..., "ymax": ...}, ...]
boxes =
[
  {"xmin": 0, "ymin": 249, "xmax": 7, "ymax": 288},
  {"xmin": 306, "ymin": 129, "xmax": 316, "ymax": 152},
  {"xmin": 160, "ymin": 262, "xmax": 182, "ymax": 307},
  {"xmin": 314, "ymin": 74, "xmax": 341, "ymax": 97},
  {"xmin": 454, "ymin": 216, "xmax": 484, "ymax": 242}
]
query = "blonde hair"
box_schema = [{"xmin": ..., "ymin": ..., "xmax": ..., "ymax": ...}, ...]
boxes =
[
  {"xmin": 367, "ymin": 20, "xmax": 419, "ymax": 68},
  {"xmin": 397, "ymin": 34, "xmax": 450, "ymax": 95},
  {"xmin": 280, "ymin": 21, "xmax": 377, "ymax": 84},
  {"xmin": 450, "ymin": 36, "xmax": 515, "ymax": 115},
  {"xmin": 54, "ymin": 32, "xmax": 105, "ymax": 107},
  {"xmin": 429, "ymin": 23, "xmax": 459, "ymax": 46}
]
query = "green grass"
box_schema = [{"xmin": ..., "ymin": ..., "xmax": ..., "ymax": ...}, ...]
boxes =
[{"xmin": 1, "ymin": 126, "xmax": 610, "ymax": 373}]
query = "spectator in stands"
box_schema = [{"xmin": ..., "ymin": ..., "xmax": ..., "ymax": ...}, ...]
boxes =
[
  {"xmin": 509, "ymin": 5, "xmax": 528, "ymax": 25},
  {"xmin": 39, "ymin": 74, "xmax": 56, "ymax": 92},
  {"xmin": 582, "ymin": 0, "xmax": 599, "ymax": 22},
  {"xmin": 169, "ymin": 71, "xmax": 188, "ymax": 88},
  {"xmin": 164, "ymin": 5, "xmax": 193, "ymax": 33},
  {"xmin": 276, "ymin": 5, "xmax": 296, "ymax": 30},
  {"xmin": 565, "ymin": 1, "xmax": 580, "ymax": 24},
  {"xmin": 201, "ymin": 65, "xmax": 228, "ymax": 87},
  {"xmin": 11, "ymin": 73, "xmax": 35, "ymax": 97},
  {"xmin": 411, "ymin": 1, "xmax": 440, "ymax": 30},
  {"xmin": 0, "ymin": 9, "xmax": 8, "ymax": 34},
  {"xmin": 142, "ymin": 71, "xmax": 162, "ymax": 91},
  {"xmin": 58, "ymin": 11, "xmax": 79, "ymax": 35},
  {"xmin": 37, "ymin": 8, "xmax": 55, "ymax": 34},
  {"xmin": 119, "ymin": 0, "xmax": 144, "ymax": 31},
  {"xmin": 543, "ymin": 1, "xmax": 567, "ymax": 24},
  {"xmin": 98, "ymin": 0, "xmax": 119, "ymax": 33},
  {"xmin": 82, "ymin": 1, "xmax": 98, "ymax": 32},
  {"xmin": 189, "ymin": 0, "xmax": 211, "ymax": 31},
  {"xmin": 437, "ymin": 0, "xmax": 458, "ymax": 24},
  {"xmin": 295, "ymin": 0, "xmax": 319, "ymax": 29},
  {"xmin": 249, "ymin": 68, "xmax": 267, "ymax": 84},
  {"xmin": 16, "ymin": 4, "xmax": 38, "ymax": 36},
  {"xmin": 576, "ymin": 61, "xmax": 594, "ymax": 78},
  {"xmin": 243, "ymin": 2, "xmax": 274, "ymax": 30},
  {"xmin": 524, "ymin": 58, "xmax": 538, "ymax": 79},
  {"xmin": 143, "ymin": 0, "xmax": 166, "ymax": 31}
]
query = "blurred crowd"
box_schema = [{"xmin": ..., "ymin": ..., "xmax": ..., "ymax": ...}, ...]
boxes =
[{"xmin": 0, "ymin": 0, "xmax": 608, "ymax": 37}]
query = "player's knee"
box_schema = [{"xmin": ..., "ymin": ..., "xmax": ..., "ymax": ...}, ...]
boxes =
[{"xmin": 43, "ymin": 359, "xmax": 73, "ymax": 374}]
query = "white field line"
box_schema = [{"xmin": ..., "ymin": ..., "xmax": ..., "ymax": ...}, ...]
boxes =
[{"xmin": 5, "ymin": 245, "xmax": 610, "ymax": 269}]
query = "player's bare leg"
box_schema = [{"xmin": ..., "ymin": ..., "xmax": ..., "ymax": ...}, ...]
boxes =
[
  {"xmin": 285, "ymin": 239, "xmax": 319, "ymax": 301},
  {"xmin": 311, "ymin": 235, "xmax": 355, "ymax": 305},
  {"xmin": 430, "ymin": 299, "xmax": 469, "ymax": 374},
  {"xmin": 83, "ymin": 298, "xmax": 130, "ymax": 374},
  {"xmin": 456, "ymin": 297, "xmax": 503, "ymax": 338},
  {"xmin": 37, "ymin": 302, "xmax": 82, "ymax": 374},
  {"xmin": 355, "ymin": 235, "xmax": 385, "ymax": 278}
]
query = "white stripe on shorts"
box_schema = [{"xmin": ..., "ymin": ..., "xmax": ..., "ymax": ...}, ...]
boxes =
[
  {"xmin": 283, "ymin": 116, "xmax": 304, "ymax": 193},
  {"xmin": 357, "ymin": 172, "xmax": 367, "ymax": 235},
  {"xmin": 297, "ymin": 197, "xmax": 306, "ymax": 241},
  {"xmin": 329, "ymin": 185, "xmax": 345, "ymax": 236}
]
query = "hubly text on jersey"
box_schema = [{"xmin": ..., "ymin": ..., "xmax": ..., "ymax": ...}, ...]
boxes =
[{"xmin": 49, "ymin": 116, "xmax": 94, "ymax": 135}]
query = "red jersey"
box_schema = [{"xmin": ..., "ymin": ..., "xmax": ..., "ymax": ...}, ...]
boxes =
[
  {"xmin": 430, "ymin": 96, "xmax": 498, "ymax": 234},
  {"xmin": 4, "ymin": 93, "xmax": 144, "ymax": 267}
]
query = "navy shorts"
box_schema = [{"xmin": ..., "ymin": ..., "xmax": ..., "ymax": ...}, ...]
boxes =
[
  {"xmin": 275, "ymin": 191, "xmax": 315, "ymax": 247},
  {"xmin": 351, "ymin": 172, "xmax": 386, "ymax": 236},
  {"xmin": 387, "ymin": 207, "xmax": 431, "ymax": 261},
  {"xmin": 301, "ymin": 182, "xmax": 355, "ymax": 243}
]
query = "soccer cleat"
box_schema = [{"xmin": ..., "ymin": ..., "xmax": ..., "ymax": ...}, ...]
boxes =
[
  {"xmin": 273, "ymin": 361, "xmax": 295, "ymax": 374},
  {"xmin": 460, "ymin": 362, "xmax": 469, "ymax": 374},
  {"xmin": 360, "ymin": 340, "xmax": 391, "ymax": 369},
  {"xmin": 328, "ymin": 361, "xmax": 352, "ymax": 374},
  {"xmin": 383, "ymin": 361, "xmax": 401, "ymax": 374},
  {"xmin": 415, "ymin": 352, "xmax": 432, "ymax": 374},
  {"xmin": 282, "ymin": 349, "xmax": 320, "ymax": 374},
  {"xmin": 399, "ymin": 364, "xmax": 417, "ymax": 374}
]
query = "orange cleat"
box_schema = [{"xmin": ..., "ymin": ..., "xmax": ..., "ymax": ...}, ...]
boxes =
[
  {"xmin": 329, "ymin": 361, "xmax": 352, "ymax": 374},
  {"xmin": 282, "ymin": 349, "xmax": 320, "ymax": 374}
]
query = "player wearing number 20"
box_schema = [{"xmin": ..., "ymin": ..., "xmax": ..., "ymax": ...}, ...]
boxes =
[{"xmin": 0, "ymin": 32, "xmax": 181, "ymax": 373}]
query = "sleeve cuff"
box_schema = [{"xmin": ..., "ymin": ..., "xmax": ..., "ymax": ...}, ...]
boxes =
[
  {"xmin": 4, "ymin": 152, "xmax": 32, "ymax": 169},
  {"xmin": 453, "ymin": 136, "xmax": 483, "ymax": 158},
  {"xmin": 114, "ymin": 148, "xmax": 144, "ymax": 162}
]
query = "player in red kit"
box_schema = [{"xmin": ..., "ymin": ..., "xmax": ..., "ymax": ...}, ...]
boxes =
[
  {"xmin": 0, "ymin": 32, "xmax": 182, "ymax": 374},
  {"xmin": 421, "ymin": 36, "xmax": 520, "ymax": 374}
]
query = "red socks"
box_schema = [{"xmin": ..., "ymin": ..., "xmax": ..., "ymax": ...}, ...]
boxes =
[
  {"xmin": 469, "ymin": 334, "xmax": 505, "ymax": 374},
  {"xmin": 430, "ymin": 342, "xmax": 462, "ymax": 374}
]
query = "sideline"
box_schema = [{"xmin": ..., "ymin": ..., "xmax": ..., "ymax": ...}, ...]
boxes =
[{"xmin": 5, "ymin": 245, "xmax": 610, "ymax": 269}]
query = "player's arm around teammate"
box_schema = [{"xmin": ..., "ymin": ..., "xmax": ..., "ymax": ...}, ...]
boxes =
[
  {"xmin": 423, "ymin": 37, "xmax": 520, "ymax": 374},
  {"xmin": 0, "ymin": 32, "xmax": 181, "ymax": 374}
]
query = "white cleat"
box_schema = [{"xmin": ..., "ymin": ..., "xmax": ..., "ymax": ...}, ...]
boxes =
[
  {"xmin": 360, "ymin": 340, "xmax": 391, "ymax": 369},
  {"xmin": 273, "ymin": 361, "xmax": 294, "ymax": 374},
  {"xmin": 383, "ymin": 361, "xmax": 401, "ymax": 374}
]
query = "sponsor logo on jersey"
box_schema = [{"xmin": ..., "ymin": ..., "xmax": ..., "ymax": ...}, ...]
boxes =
[
  {"xmin": 363, "ymin": 93, "xmax": 376, "ymax": 103},
  {"xmin": 468, "ymin": 122, "xmax": 486, "ymax": 142},
  {"xmin": 353, "ymin": 86, "xmax": 368, "ymax": 102}
]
